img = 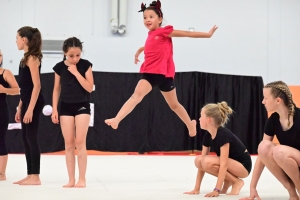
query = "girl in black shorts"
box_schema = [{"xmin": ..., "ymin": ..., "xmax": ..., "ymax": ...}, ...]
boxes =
[
  {"xmin": 51, "ymin": 37, "xmax": 94, "ymax": 188},
  {"xmin": 105, "ymin": 0, "xmax": 218, "ymax": 136},
  {"xmin": 184, "ymin": 101, "xmax": 252, "ymax": 197}
]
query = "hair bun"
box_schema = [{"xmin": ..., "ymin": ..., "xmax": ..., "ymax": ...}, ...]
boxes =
[
  {"xmin": 217, "ymin": 101, "xmax": 233, "ymax": 116},
  {"xmin": 150, "ymin": 1, "xmax": 157, "ymax": 6},
  {"xmin": 202, "ymin": 101, "xmax": 233, "ymax": 127},
  {"xmin": 31, "ymin": 28, "xmax": 38, "ymax": 33}
]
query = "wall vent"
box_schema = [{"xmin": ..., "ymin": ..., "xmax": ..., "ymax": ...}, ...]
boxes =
[{"xmin": 42, "ymin": 40, "xmax": 64, "ymax": 54}]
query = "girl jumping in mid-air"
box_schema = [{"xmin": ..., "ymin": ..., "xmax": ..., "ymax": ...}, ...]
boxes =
[{"xmin": 105, "ymin": 0, "xmax": 218, "ymax": 137}]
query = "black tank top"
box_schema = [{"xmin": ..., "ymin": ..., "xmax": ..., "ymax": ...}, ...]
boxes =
[
  {"xmin": 0, "ymin": 69, "xmax": 9, "ymax": 102},
  {"xmin": 18, "ymin": 63, "xmax": 44, "ymax": 103}
]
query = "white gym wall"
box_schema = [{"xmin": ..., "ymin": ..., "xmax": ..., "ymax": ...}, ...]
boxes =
[{"xmin": 0, "ymin": 0, "xmax": 299, "ymax": 84}]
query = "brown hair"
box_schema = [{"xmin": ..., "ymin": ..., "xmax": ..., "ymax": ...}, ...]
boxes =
[
  {"xmin": 62, "ymin": 37, "xmax": 83, "ymax": 60},
  {"xmin": 18, "ymin": 26, "xmax": 42, "ymax": 67},
  {"xmin": 264, "ymin": 81, "xmax": 296, "ymax": 127},
  {"xmin": 203, "ymin": 101, "xmax": 233, "ymax": 127},
  {"xmin": 146, "ymin": 1, "xmax": 163, "ymax": 18},
  {"xmin": 139, "ymin": 1, "xmax": 163, "ymax": 26}
]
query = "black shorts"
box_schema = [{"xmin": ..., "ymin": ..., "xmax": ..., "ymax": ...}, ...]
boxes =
[
  {"xmin": 140, "ymin": 73, "xmax": 175, "ymax": 92},
  {"xmin": 60, "ymin": 101, "xmax": 90, "ymax": 117},
  {"xmin": 236, "ymin": 151, "xmax": 252, "ymax": 175}
]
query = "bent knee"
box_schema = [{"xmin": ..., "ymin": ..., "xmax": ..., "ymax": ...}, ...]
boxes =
[
  {"xmin": 200, "ymin": 156, "xmax": 216, "ymax": 170},
  {"xmin": 194, "ymin": 156, "xmax": 203, "ymax": 168},
  {"xmin": 258, "ymin": 140, "xmax": 275, "ymax": 156},
  {"xmin": 273, "ymin": 146, "xmax": 288, "ymax": 161}
]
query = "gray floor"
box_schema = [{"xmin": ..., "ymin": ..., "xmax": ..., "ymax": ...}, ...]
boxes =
[{"xmin": 0, "ymin": 155, "xmax": 289, "ymax": 200}]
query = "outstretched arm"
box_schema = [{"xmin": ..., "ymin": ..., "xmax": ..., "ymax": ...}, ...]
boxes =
[{"xmin": 169, "ymin": 25, "xmax": 218, "ymax": 38}]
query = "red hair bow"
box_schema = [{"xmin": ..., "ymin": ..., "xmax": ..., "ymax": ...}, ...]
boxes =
[
  {"xmin": 155, "ymin": 0, "xmax": 161, "ymax": 10},
  {"xmin": 138, "ymin": 3, "xmax": 147, "ymax": 12}
]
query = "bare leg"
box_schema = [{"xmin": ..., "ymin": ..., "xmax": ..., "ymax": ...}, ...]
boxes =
[
  {"xmin": 0, "ymin": 155, "xmax": 8, "ymax": 180},
  {"xmin": 74, "ymin": 114, "xmax": 90, "ymax": 188},
  {"xmin": 272, "ymin": 145, "xmax": 300, "ymax": 196},
  {"xmin": 204, "ymin": 166, "xmax": 244, "ymax": 195},
  {"xmin": 184, "ymin": 156, "xmax": 205, "ymax": 195},
  {"xmin": 258, "ymin": 140, "xmax": 299, "ymax": 200},
  {"xmin": 185, "ymin": 155, "xmax": 240, "ymax": 195},
  {"xmin": 105, "ymin": 80, "xmax": 152, "ymax": 129},
  {"xmin": 60, "ymin": 116, "xmax": 76, "ymax": 188},
  {"xmin": 220, "ymin": 180, "xmax": 232, "ymax": 194},
  {"xmin": 201, "ymin": 156, "xmax": 248, "ymax": 195},
  {"xmin": 161, "ymin": 89, "xmax": 196, "ymax": 137}
]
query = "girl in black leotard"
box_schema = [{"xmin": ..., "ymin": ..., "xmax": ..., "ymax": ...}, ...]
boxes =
[
  {"xmin": 241, "ymin": 81, "xmax": 300, "ymax": 200},
  {"xmin": 0, "ymin": 49, "xmax": 19, "ymax": 181},
  {"xmin": 185, "ymin": 101, "xmax": 251, "ymax": 197}
]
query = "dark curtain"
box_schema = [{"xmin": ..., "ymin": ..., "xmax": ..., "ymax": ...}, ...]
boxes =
[{"xmin": 6, "ymin": 72, "xmax": 267, "ymax": 154}]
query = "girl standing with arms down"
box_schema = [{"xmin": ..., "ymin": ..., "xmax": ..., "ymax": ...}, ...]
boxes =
[
  {"xmin": 105, "ymin": 0, "xmax": 218, "ymax": 137},
  {"xmin": 0, "ymin": 49, "xmax": 20, "ymax": 181},
  {"xmin": 14, "ymin": 26, "xmax": 45, "ymax": 185},
  {"xmin": 52, "ymin": 37, "xmax": 94, "ymax": 188},
  {"xmin": 184, "ymin": 102, "xmax": 252, "ymax": 197}
]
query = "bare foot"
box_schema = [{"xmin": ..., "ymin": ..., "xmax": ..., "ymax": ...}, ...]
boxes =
[
  {"xmin": 104, "ymin": 118, "xmax": 119, "ymax": 129},
  {"xmin": 19, "ymin": 175, "xmax": 41, "ymax": 186},
  {"xmin": 188, "ymin": 120, "xmax": 197, "ymax": 137},
  {"xmin": 220, "ymin": 180, "xmax": 232, "ymax": 194},
  {"xmin": 13, "ymin": 175, "xmax": 31, "ymax": 184},
  {"xmin": 63, "ymin": 179, "xmax": 75, "ymax": 188},
  {"xmin": 289, "ymin": 197, "xmax": 299, "ymax": 200},
  {"xmin": 227, "ymin": 179, "xmax": 244, "ymax": 195},
  {"xmin": 0, "ymin": 173, "xmax": 6, "ymax": 181},
  {"xmin": 74, "ymin": 179, "xmax": 86, "ymax": 188},
  {"xmin": 183, "ymin": 189, "xmax": 199, "ymax": 195}
]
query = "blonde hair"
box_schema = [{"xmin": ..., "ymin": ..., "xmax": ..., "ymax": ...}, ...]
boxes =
[
  {"xmin": 203, "ymin": 101, "xmax": 233, "ymax": 127},
  {"xmin": 264, "ymin": 81, "xmax": 296, "ymax": 127}
]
